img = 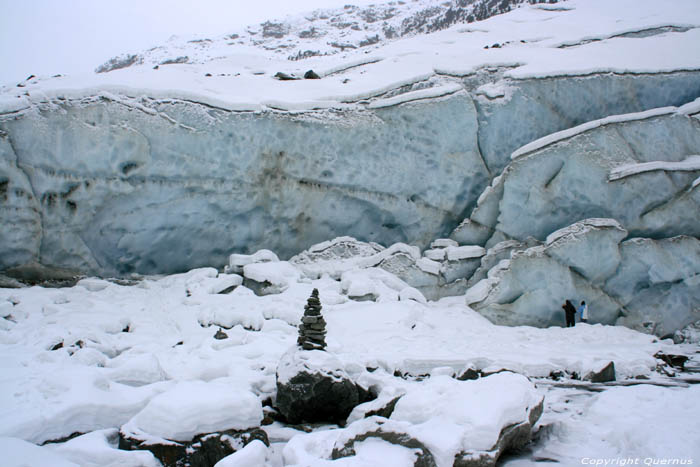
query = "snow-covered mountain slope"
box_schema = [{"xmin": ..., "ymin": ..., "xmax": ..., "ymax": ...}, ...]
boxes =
[
  {"xmin": 2, "ymin": 0, "xmax": 700, "ymax": 110},
  {"xmin": 94, "ymin": 0, "xmax": 561, "ymax": 71},
  {"xmin": 0, "ymin": 0, "xmax": 699, "ymax": 336}
]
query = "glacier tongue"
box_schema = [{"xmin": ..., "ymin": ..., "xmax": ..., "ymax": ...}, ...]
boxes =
[
  {"xmin": 2, "ymin": 71, "xmax": 700, "ymax": 278},
  {"xmin": 0, "ymin": 92, "xmax": 486, "ymax": 276}
]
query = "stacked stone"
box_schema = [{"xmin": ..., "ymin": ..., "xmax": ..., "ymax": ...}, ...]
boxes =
[{"xmin": 297, "ymin": 288, "xmax": 327, "ymax": 351}]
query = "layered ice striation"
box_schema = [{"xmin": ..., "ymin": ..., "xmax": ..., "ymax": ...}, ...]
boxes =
[
  {"xmin": 2, "ymin": 70, "xmax": 700, "ymax": 278},
  {"xmin": 0, "ymin": 92, "xmax": 486, "ymax": 276},
  {"xmin": 453, "ymin": 105, "xmax": 700, "ymax": 247}
]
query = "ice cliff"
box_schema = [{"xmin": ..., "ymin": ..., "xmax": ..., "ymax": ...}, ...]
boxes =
[{"xmin": 0, "ymin": 0, "xmax": 699, "ymax": 334}]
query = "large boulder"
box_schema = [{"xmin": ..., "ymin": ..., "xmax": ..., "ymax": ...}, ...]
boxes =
[
  {"xmin": 275, "ymin": 349, "xmax": 371, "ymax": 424},
  {"xmin": 320, "ymin": 372, "xmax": 543, "ymax": 467},
  {"xmin": 118, "ymin": 380, "xmax": 265, "ymax": 467}
]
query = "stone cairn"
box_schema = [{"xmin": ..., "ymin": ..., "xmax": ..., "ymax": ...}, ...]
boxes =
[{"xmin": 297, "ymin": 289, "xmax": 327, "ymax": 350}]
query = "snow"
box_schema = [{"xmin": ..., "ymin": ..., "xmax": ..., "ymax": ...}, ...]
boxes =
[
  {"xmin": 46, "ymin": 429, "xmax": 160, "ymax": 467},
  {"xmin": 390, "ymin": 373, "xmax": 541, "ymax": 459},
  {"xmin": 445, "ymin": 245, "xmax": 486, "ymax": 261},
  {"xmin": 228, "ymin": 249, "xmax": 280, "ymax": 274},
  {"xmin": 215, "ymin": 439, "xmax": 269, "ymax": 467},
  {"xmin": 3, "ymin": 0, "xmax": 700, "ymax": 112},
  {"xmin": 243, "ymin": 261, "xmax": 301, "ymax": 290},
  {"xmin": 122, "ymin": 380, "xmax": 262, "ymax": 442},
  {"xmin": 1, "ymin": 437, "xmax": 79, "ymax": 467},
  {"xmin": 608, "ymin": 155, "xmax": 700, "ymax": 181},
  {"xmin": 511, "ymin": 106, "xmax": 677, "ymax": 160},
  {"xmin": 367, "ymin": 83, "xmax": 463, "ymax": 109},
  {"xmin": 532, "ymin": 385, "xmax": 700, "ymax": 463},
  {"xmin": 1, "ymin": 0, "xmax": 700, "ymax": 463},
  {"xmin": 0, "ymin": 260, "xmax": 697, "ymax": 464},
  {"xmin": 429, "ymin": 239, "xmax": 458, "ymax": 249}
]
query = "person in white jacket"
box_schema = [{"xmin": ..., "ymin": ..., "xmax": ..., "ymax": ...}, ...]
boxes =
[{"xmin": 578, "ymin": 301, "xmax": 589, "ymax": 323}]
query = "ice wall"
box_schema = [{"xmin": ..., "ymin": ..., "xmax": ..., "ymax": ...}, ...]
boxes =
[
  {"xmin": 471, "ymin": 71, "xmax": 700, "ymax": 175},
  {"xmin": 0, "ymin": 93, "xmax": 485, "ymax": 276},
  {"xmin": 467, "ymin": 220, "xmax": 700, "ymax": 335},
  {"xmin": 453, "ymin": 110, "xmax": 700, "ymax": 246},
  {"xmin": 1, "ymin": 70, "xmax": 700, "ymax": 278}
]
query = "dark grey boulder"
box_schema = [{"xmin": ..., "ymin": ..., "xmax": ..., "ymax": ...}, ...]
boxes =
[
  {"xmin": 275, "ymin": 367, "xmax": 370, "ymax": 424},
  {"xmin": 584, "ymin": 361, "xmax": 616, "ymax": 383},
  {"xmin": 118, "ymin": 427, "xmax": 268, "ymax": 467},
  {"xmin": 275, "ymin": 348, "xmax": 373, "ymax": 424}
]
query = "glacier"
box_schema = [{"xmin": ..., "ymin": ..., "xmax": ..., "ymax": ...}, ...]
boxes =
[
  {"xmin": 2, "ymin": 71, "xmax": 700, "ymax": 279},
  {"xmin": 1, "ymin": 0, "xmax": 699, "ymax": 337}
]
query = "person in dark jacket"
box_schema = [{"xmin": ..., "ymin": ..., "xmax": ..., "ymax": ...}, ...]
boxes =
[{"xmin": 563, "ymin": 300, "xmax": 577, "ymax": 327}]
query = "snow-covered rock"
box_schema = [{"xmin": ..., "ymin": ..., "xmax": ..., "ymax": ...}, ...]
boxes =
[
  {"xmin": 275, "ymin": 348, "xmax": 372, "ymax": 424},
  {"xmin": 290, "ymin": 372, "xmax": 543, "ymax": 467},
  {"xmin": 242, "ymin": 261, "xmax": 301, "ymax": 295},
  {"xmin": 227, "ymin": 249, "xmax": 279, "ymax": 274},
  {"xmin": 121, "ymin": 380, "xmax": 262, "ymax": 442}
]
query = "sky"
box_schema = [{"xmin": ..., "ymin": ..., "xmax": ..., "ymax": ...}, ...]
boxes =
[{"xmin": 0, "ymin": 0, "xmax": 377, "ymax": 86}]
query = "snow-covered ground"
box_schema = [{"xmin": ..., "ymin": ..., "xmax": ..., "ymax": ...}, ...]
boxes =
[
  {"xmin": 2, "ymin": 0, "xmax": 700, "ymax": 112},
  {"xmin": 1, "ymin": 264, "xmax": 698, "ymax": 466},
  {"xmin": 2, "ymin": 0, "xmax": 700, "ymax": 465}
]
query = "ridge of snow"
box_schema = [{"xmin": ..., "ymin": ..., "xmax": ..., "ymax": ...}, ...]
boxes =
[
  {"xmin": 367, "ymin": 83, "xmax": 463, "ymax": 109},
  {"xmin": 545, "ymin": 218, "xmax": 626, "ymax": 245},
  {"xmin": 511, "ymin": 107, "xmax": 677, "ymax": 160},
  {"xmin": 608, "ymin": 155, "xmax": 700, "ymax": 181}
]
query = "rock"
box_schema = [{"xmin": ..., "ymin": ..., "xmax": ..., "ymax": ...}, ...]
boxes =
[
  {"xmin": 336, "ymin": 373, "xmax": 543, "ymax": 467},
  {"xmin": 275, "ymin": 349, "xmax": 371, "ymax": 424},
  {"xmin": 119, "ymin": 428, "xmax": 268, "ymax": 467},
  {"xmin": 304, "ymin": 70, "xmax": 321, "ymax": 79},
  {"xmin": 242, "ymin": 261, "xmax": 300, "ymax": 296},
  {"xmin": 457, "ymin": 366, "xmax": 480, "ymax": 381},
  {"xmin": 227, "ymin": 249, "xmax": 279, "ymax": 274},
  {"xmin": 214, "ymin": 328, "xmax": 228, "ymax": 340},
  {"xmin": 673, "ymin": 321, "xmax": 700, "ymax": 344},
  {"xmin": 584, "ymin": 361, "xmax": 616, "ymax": 383},
  {"xmin": 453, "ymin": 396, "xmax": 544, "ymax": 467},
  {"xmin": 654, "ymin": 352, "xmax": 689, "ymax": 370},
  {"xmin": 430, "ymin": 238, "xmax": 458, "ymax": 249},
  {"xmin": 273, "ymin": 72, "xmax": 300, "ymax": 80},
  {"xmin": 332, "ymin": 424, "xmax": 437, "ymax": 467}
]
